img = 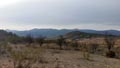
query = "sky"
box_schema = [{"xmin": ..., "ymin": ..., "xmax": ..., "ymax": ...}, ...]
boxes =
[{"xmin": 0, "ymin": 0, "xmax": 120, "ymax": 30}]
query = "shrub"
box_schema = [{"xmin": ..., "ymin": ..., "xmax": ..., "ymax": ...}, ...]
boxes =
[
  {"xmin": 8, "ymin": 47, "xmax": 44, "ymax": 68},
  {"xmin": 104, "ymin": 34, "xmax": 117, "ymax": 58},
  {"xmin": 89, "ymin": 43, "xmax": 99, "ymax": 53},
  {"xmin": 71, "ymin": 41, "xmax": 79, "ymax": 51},
  {"xmin": 81, "ymin": 43, "xmax": 91, "ymax": 60},
  {"xmin": 35, "ymin": 36, "xmax": 46, "ymax": 47},
  {"xmin": 106, "ymin": 51, "xmax": 116, "ymax": 58},
  {"xmin": 56, "ymin": 35, "xmax": 66, "ymax": 49},
  {"xmin": 0, "ymin": 41, "xmax": 9, "ymax": 56},
  {"xmin": 104, "ymin": 35, "xmax": 117, "ymax": 51},
  {"xmin": 25, "ymin": 35, "xmax": 34, "ymax": 46}
]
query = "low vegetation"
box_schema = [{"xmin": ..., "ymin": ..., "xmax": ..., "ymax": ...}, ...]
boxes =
[{"xmin": 0, "ymin": 30, "xmax": 120, "ymax": 68}]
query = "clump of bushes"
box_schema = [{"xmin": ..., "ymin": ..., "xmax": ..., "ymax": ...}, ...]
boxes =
[
  {"xmin": 0, "ymin": 41, "xmax": 8, "ymax": 56},
  {"xmin": 89, "ymin": 43, "xmax": 99, "ymax": 54},
  {"xmin": 104, "ymin": 35, "xmax": 117, "ymax": 58},
  {"xmin": 106, "ymin": 51, "xmax": 116, "ymax": 58},
  {"xmin": 24, "ymin": 35, "xmax": 34, "ymax": 46},
  {"xmin": 71, "ymin": 40, "xmax": 80, "ymax": 51},
  {"xmin": 56, "ymin": 35, "xmax": 66, "ymax": 50},
  {"xmin": 8, "ymin": 47, "xmax": 45, "ymax": 68},
  {"xmin": 35, "ymin": 36, "xmax": 46, "ymax": 47},
  {"xmin": 81, "ymin": 43, "xmax": 91, "ymax": 60}
]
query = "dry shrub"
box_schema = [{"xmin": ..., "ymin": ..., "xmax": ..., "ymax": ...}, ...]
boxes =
[
  {"xmin": 106, "ymin": 51, "xmax": 116, "ymax": 58},
  {"xmin": 81, "ymin": 43, "xmax": 91, "ymax": 60},
  {"xmin": 35, "ymin": 36, "xmax": 46, "ymax": 47},
  {"xmin": 71, "ymin": 41, "xmax": 80, "ymax": 51},
  {"xmin": 104, "ymin": 35, "xmax": 117, "ymax": 58},
  {"xmin": 89, "ymin": 43, "xmax": 99, "ymax": 54},
  {"xmin": 8, "ymin": 47, "xmax": 45, "ymax": 68},
  {"xmin": 56, "ymin": 35, "xmax": 66, "ymax": 50},
  {"xmin": 115, "ymin": 47, "xmax": 120, "ymax": 58}
]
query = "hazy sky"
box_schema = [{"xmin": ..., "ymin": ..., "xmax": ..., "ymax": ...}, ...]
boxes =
[{"xmin": 0, "ymin": 0, "xmax": 120, "ymax": 30}]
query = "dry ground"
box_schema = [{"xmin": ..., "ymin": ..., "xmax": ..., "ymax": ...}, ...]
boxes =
[{"xmin": 0, "ymin": 44, "xmax": 120, "ymax": 68}]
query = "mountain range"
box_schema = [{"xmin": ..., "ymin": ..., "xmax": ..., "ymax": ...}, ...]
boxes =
[{"xmin": 6, "ymin": 29, "xmax": 120, "ymax": 38}]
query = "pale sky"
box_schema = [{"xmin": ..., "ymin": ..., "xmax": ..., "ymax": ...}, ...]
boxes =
[{"xmin": 0, "ymin": 0, "xmax": 120, "ymax": 30}]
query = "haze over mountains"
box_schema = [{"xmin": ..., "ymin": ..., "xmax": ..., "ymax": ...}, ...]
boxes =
[{"xmin": 6, "ymin": 29, "xmax": 120, "ymax": 38}]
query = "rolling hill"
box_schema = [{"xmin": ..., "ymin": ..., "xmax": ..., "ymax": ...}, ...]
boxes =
[
  {"xmin": 6, "ymin": 29, "xmax": 120, "ymax": 38},
  {"xmin": 0, "ymin": 30, "xmax": 17, "ymax": 41},
  {"xmin": 64, "ymin": 31, "xmax": 105, "ymax": 40}
]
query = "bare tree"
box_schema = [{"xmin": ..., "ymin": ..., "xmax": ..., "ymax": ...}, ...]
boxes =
[
  {"xmin": 71, "ymin": 40, "xmax": 79, "ymax": 50},
  {"xmin": 36, "ymin": 36, "xmax": 46, "ymax": 47},
  {"xmin": 56, "ymin": 35, "xmax": 66, "ymax": 49},
  {"xmin": 104, "ymin": 34, "xmax": 117, "ymax": 58},
  {"xmin": 25, "ymin": 34, "xmax": 34, "ymax": 46},
  {"xmin": 89, "ymin": 43, "xmax": 99, "ymax": 53},
  {"xmin": 104, "ymin": 35, "xmax": 117, "ymax": 51}
]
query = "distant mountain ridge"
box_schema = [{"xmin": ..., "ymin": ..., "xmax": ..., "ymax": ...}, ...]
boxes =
[
  {"xmin": 6, "ymin": 29, "xmax": 120, "ymax": 38},
  {"xmin": 80, "ymin": 29, "xmax": 120, "ymax": 36},
  {"xmin": 6, "ymin": 29, "xmax": 74, "ymax": 38}
]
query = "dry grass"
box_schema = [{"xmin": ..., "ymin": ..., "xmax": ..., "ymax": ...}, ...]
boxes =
[
  {"xmin": 0, "ymin": 37, "xmax": 120, "ymax": 68},
  {"xmin": 0, "ymin": 43, "xmax": 120, "ymax": 68}
]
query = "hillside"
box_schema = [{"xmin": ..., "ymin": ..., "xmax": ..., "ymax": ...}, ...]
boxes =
[
  {"xmin": 64, "ymin": 31, "xmax": 105, "ymax": 40},
  {"xmin": 6, "ymin": 29, "xmax": 120, "ymax": 38},
  {"xmin": 80, "ymin": 29, "xmax": 120, "ymax": 36},
  {"xmin": 0, "ymin": 30, "xmax": 17, "ymax": 41}
]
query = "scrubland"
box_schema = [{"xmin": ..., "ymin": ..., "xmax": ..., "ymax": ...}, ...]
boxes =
[{"xmin": 0, "ymin": 36, "xmax": 120, "ymax": 68}]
